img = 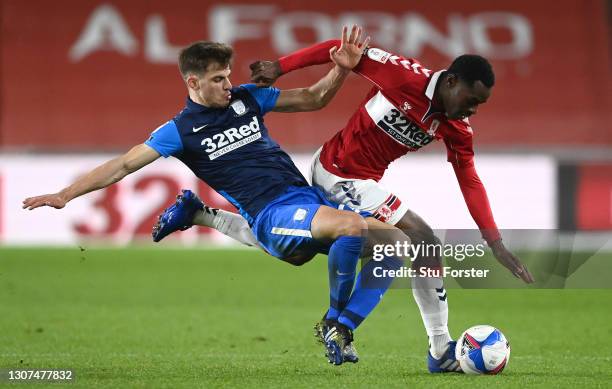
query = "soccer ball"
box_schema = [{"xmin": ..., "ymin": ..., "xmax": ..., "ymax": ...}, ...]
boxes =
[{"xmin": 455, "ymin": 325, "xmax": 510, "ymax": 374}]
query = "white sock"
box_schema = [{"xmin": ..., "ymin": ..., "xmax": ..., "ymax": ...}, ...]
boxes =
[
  {"xmin": 430, "ymin": 333, "xmax": 452, "ymax": 359},
  {"xmin": 411, "ymin": 275, "xmax": 452, "ymax": 359},
  {"xmin": 192, "ymin": 207, "xmax": 259, "ymax": 247}
]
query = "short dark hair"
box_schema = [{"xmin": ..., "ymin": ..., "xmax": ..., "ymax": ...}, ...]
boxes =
[
  {"xmin": 178, "ymin": 41, "xmax": 233, "ymax": 79},
  {"xmin": 447, "ymin": 54, "xmax": 495, "ymax": 88}
]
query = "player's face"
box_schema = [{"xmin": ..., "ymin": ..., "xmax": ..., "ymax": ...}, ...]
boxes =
[
  {"xmin": 190, "ymin": 63, "xmax": 233, "ymax": 108},
  {"xmin": 444, "ymin": 78, "xmax": 491, "ymax": 121}
]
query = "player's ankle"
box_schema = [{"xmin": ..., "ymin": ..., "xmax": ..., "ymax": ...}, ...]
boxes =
[{"xmin": 429, "ymin": 333, "xmax": 452, "ymax": 359}]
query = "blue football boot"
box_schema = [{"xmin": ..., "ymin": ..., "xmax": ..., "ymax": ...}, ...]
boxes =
[
  {"xmin": 314, "ymin": 318, "xmax": 359, "ymax": 364},
  {"xmin": 322, "ymin": 322, "xmax": 357, "ymax": 366},
  {"xmin": 152, "ymin": 189, "xmax": 205, "ymax": 242},
  {"xmin": 428, "ymin": 340, "xmax": 462, "ymax": 373}
]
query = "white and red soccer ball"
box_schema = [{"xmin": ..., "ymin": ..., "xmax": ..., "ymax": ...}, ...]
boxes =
[{"xmin": 455, "ymin": 325, "xmax": 510, "ymax": 374}]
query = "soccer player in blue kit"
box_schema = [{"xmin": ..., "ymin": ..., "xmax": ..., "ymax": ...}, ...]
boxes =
[{"xmin": 23, "ymin": 26, "xmax": 423, "ymax": 367}]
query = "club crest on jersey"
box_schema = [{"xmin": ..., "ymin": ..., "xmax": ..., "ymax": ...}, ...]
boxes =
[
  {"xmin": 230, "ymin": 100, "xmax": 248, "ymax": 117},
  {"xmin": 367, "ymin": 48, "xmax": 391, "ymax": 64}
]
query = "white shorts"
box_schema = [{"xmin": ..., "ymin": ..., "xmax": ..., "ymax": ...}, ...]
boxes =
[{"xmin": 309, "ymin": 148, "xmax": 409, "ymax": 226}]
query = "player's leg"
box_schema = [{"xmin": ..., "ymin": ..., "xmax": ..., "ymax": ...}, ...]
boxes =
[
  {"xmin": 248, "ymin": 184, "xmax": 369, "ymax": 365},
  {"xmin": 310, "ymin": 157, "xmax": 457, "ymax": 369},
  {"xmin": 152, "ymin": 189, "xmax": 260, "ymax": 247},
  {"xmin": 153, "ymin": 187, "xmax": 366, "ymax": 366},
  {"xmin": 194, "ymin": 203, "xmax": 318, "ymax": 266},
  {"xmin": 248, "ymin": 195, "xmax": 368, "ymax": 366},
  {"xmin": 334, "ymin": 216, "xmax": 408, "ymax": 328},
  {"xmin": 393, "ymin": 212, "xmax": 450, "ymax": 346},
  {"xmin": 310, "ymin": 206, "xmax": 367, "ymax": 324},
  {"xmin": 393, "ymin": 209, "xmax": 457, "ymax": 371},
  {"xmin": 319, "ymin": 216, "xmax": 409, "ymax": 364},
  {"xmin": 192, "ymin": 205, "xmax": 259, "ymax": 247},
  {"xmin": 245, "ymin": 190, "xmax": 367, "ymax": 327},
  {"xmin": 152, "ymin": 189, "xmax": 329, "ymax": 267},
  {"xmin": 304, "ymin": 205, "xmax": 368, "ymax": 365},
  {"xmin": 310, "ymin": 157, "xmax": 407, "ymax": 362},
  {"xmin": 310, "ymin": 158, "xmax": 411, "ymax": 327}
]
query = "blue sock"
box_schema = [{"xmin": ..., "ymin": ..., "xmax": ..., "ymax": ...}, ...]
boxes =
[
  {"xmin": 325, "ymin": 236, "xmax": 364, "ymax": 321},
  {"xmin": 337, "ymin": 255, "xmax": 403, "ymax": 330}
]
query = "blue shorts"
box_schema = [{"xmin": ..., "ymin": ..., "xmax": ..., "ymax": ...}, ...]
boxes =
[{"xmin": 252, "ymin": 186, "xmax": 370, "ymax": 259}]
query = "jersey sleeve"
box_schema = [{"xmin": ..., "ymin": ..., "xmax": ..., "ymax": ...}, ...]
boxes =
[
  {"xmin": 241, "ymin": 84, "xmax": 281, "ymax": 115},
  {"xmin": 144, "ymin": 120, "xmax": 183, "ymax": 158},
  {"xmin": 353, "ymin": 48, "xmax": 424, "ymax": 91},
  {"xmin": 444, "ymin": 121, "xmax": 500, "ymax": 242},
  {"xmin": 443, "ymin": 123, "xmax": 475, "ymax": 168},
  {"xmin": 452, "ymin": 163, "xmax": 501, "ymax": 243},
  {"xmin": 277, "ymin": 40, "xmax": 425, "ymax": 92},
  {"xmin": 278, "ymin": 39, "xmax": 339, "ymax": 73}
]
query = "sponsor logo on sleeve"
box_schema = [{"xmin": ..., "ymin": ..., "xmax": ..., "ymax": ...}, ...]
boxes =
[{"xmin": 366, "ymin": 48, "xmax": 391, "ymax": 64}]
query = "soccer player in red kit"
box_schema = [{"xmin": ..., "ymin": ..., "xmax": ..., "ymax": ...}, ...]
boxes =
[{"xmin": 250, "ymin": 39, "xmax": 534, "ymax": 371}]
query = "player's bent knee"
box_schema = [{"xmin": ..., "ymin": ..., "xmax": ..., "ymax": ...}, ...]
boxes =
[{"xmin": 311, "ymin": 206, "xmax": 368, "ymax": 240}]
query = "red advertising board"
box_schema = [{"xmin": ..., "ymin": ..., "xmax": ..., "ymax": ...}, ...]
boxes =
[
  {"xmin": 576, "ymin": 164, "xmax": 612, "ymax": 230},
  {"xmin": 1, "ymin": 0, "xmax": 610, "ymax": 150}
]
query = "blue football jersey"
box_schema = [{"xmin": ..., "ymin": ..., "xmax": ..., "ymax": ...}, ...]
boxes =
[{"xmin": 145, "ymin": 84, "xmax": 309, "ymax": 224}]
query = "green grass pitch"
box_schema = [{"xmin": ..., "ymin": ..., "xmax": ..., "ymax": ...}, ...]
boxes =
[{"xmin": 1, "ymin": 247, "xmax": 611, "ymax": 388}]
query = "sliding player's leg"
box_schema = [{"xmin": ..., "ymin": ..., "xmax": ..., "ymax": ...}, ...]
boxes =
[
  {"xmin": 155, "ymin": 186, "xmax": 367, "ymax": 323},
  {"xmin": 319, "ymin": 217, "xmax": 409, "ymax": 365},
  {"xmin": 234, "ymin": 185, "xmax": 367, "ymax": 320},
  {"xmin": 310, "ymin": 206, "xmax": 367, "ymax": 324},
  {"xmin": 151, "ymin": 188, "xmax": 343, "ymax": 267},
  {"xmin": 152, "ymin": 189, "xmax": 259, "ymax": 247},
  {"xmin": 246, "ymin": 186, "xmax": 369, "ymax": 366}
]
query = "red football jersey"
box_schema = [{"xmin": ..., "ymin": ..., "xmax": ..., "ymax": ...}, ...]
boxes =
[
  {"xmin": 319, "ymin": 50, "xmax": 474, "ymax": 180},
  {"xmin": 279, "ymin": 40, "xmax": 500, "ymax": 243}
]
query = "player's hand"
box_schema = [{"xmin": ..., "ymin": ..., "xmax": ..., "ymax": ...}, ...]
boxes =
[
  {"xmin": 250, "ymin": 60, "xmax": 282, "ymax": 87},
  {"xmin": 329, "ymin": 25, "xmax": 370, "ymax": 71},
  {"xmin": 22, "ymin": 193, "xmax": 67, "ymax": 210},
  {"xmin": 490, "ymin": 240, "xmax": 535, "ymax": 284}
]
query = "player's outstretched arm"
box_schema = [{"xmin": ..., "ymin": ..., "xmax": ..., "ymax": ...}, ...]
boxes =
[
  {"xmin": 451, "ymin": 162, "xmax": 535, "ymax": 283},
  {"xmin": 250, "ymin": 25, "xmax": 368, "ymax": 88},
  {"xmin": 22, "ymin": 144, "xmax": 160, "ymax": 210},
  {"xmin": 269, "ymin": 25, "xmax": 369, "ymax": 113},
  {"xmin": 249, "ymin": 43, "xmax": 335, "ymax": 87},
  {"xmin": 251, "ymin": 24, "xmax": 411, "ymax": 94}
]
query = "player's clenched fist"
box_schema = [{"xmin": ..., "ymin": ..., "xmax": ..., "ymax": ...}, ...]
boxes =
[{"xmin": 249, "ymin": 60, "xmax": 281, "ymax": 87}]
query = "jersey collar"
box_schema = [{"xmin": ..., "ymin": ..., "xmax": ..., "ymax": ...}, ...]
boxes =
[
  {"xmin": 422, "ymin": 70, "xmax": 446, "ymax": 122},
  {"xmin": 425, "ymin": 70, "xmax": 445, "ymax": 101},
  {"xmin": 186, "ymin": 97, "xmax": 212, "ymax": 113}
]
